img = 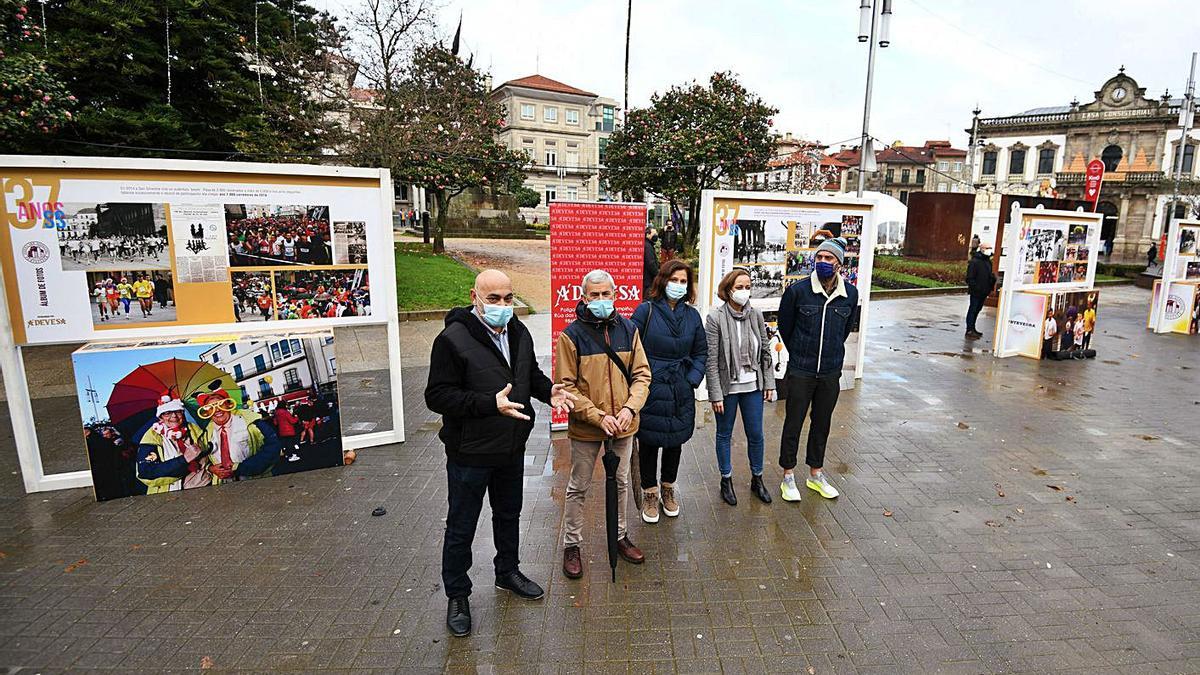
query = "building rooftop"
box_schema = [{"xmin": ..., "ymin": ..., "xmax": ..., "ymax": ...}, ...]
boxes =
[{"xmin": 494, "ymin": 75, "xmax": 597, "ymax": 98}]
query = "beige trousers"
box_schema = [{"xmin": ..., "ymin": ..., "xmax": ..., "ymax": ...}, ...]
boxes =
[{"xmin": 562, "ymin": 436, "xmax": 633, "ymax": 547}]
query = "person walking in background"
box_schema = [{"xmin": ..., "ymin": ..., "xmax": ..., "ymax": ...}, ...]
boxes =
[
  {"xmin": 643, "ymin": 228, "xmax": 660, "ymax": 299},
  {"xmin": 631, "ymin": 260, "xmax": 707, "ymax": 523},
  {"xmin": 555, "ymin": 269, "xmax": 652, "ymax": 580},
  {"xmin": 776, "ymin": 238, "xmax": 857, "ymax": 502},
  {"xmin": 660, "ymin": 223, "xmax": 679, "ymax": 262},
  {"xmin": 705, "ymin": 268, "xmax": 776, "ymax": 506},
  {"xmin": 969, "ymin": 233, "xmax": 981, "ymax": 256},
  {"xmin": 1147, "ymin": 242, "xmax": 1158, "ymax": 269},
  {"xmin": 964, "ymin": 244, "xmax": 996, "ymax": 339},
  {"xmin": 425, "ymin": 269, "xmax": 576, "ymax": 638}
]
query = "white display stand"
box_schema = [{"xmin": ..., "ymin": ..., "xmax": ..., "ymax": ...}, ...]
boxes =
[
  {"xmin": 1151, "ymin": 218, "xmax": 1200, "ymax": 333},
  {"xmin": 696, "ymin": 190, "xmax": 877, "ymax": 387},
  {"xmin": 994, "ymin": 204, "xmax": 1102, "ymax": 358},
  {"xmin": 0, "ymin": 156, "xmax": 405, "ymax": 493}
]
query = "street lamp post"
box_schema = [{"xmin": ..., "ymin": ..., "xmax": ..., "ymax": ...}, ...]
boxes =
[
  {"xmin": 855, "ymin": 0, "xmax": 892, "ymax": 198},
  {"xmin": 968, "ymin": 106, "xmax": 982, "ymax": 188}
]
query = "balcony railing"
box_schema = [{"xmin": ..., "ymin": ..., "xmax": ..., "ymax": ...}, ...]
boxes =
[{"xmin": 1056, "ymin": 171, "xmax": 1166, "ymax": 185}]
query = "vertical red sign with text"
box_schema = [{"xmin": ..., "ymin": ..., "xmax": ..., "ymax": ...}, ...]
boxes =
[
  {"xmin": 549, "ymin": 201, "xmax": 647, "ymax": 427},
  {"xmin": 1085, "ymin": 159, "xmax": 1105, "ymax": 210}
]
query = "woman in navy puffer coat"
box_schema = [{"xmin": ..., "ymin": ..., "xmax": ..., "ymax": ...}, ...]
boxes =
[{"xmin": 630, "ymin": 259, "xmax": 707, "ymax": 524}]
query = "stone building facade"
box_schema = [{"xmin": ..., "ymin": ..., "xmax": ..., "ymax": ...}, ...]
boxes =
[{"xmin": 970, "ymin": 69, "xmax": 1198, "ymax": 261}]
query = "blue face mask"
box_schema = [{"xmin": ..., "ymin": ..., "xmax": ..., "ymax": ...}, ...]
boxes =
[
  {"xmin": 665, "ymin": 281, "xmax": 687, "ymax": 301},
  {"xmin": 587, "ymin": 298, "xmax": 614, "ymax": 319},
  {"xmin": 478, "ymin": 302, "xmax": 513, "ymax": 328},
  {"xmin": 815, "ymin": 261, "xmax": 837, "ymax": 279}
]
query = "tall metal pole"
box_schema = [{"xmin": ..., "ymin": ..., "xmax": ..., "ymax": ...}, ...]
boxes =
[
  {"xmin": 856, "ymin": 1, "xmax": 878, "ymax": 198},
  {"xmin": 624, "ymin": 0, "xmax": 631, "ymax": 116},
  {"xmin": 1168, "ymin": 52, "xmax": 1197, "ymax": 224},
  {"xmin": 968, "ymin": 107, "xmax": 981, "ymax": 189}
]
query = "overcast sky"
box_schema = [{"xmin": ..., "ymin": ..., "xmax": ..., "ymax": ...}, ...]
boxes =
[{"xmin": 319, "ymin": 0, "xmax": 1199, "ymax": 149}]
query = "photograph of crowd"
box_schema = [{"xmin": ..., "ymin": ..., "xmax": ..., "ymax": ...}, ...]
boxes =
[
  {"xmin": 786, "ymin": 251, "xmax": 815, "ymax": 277},
  {"xmin": 225, "ymin": 204, "xmax": 332, "ymax": 267},
  {"xmin": 840, "ymin": 214, "xmax": 863, "ymax": 237},
  {"xmin": 842, "ymin": 257, "xmax": 860, "ymax": 286},
  {"xmin": 59, "ymin": 202, "xmax": 170, "ymax": 271},
  {"xmin": 1037, "ymin": 261, "xmax": 1060, "ymax": 284},
  {"xmin": 1057, "ymin": 263, "xmax": 1076, "ymax": 283},
  {"xmin": 1024, "ymin": 226, "xmax": 1067, "ymax": 267},
  {"xmin": 73, "ymin": 336, "xmax": 344, "ymax": 502},
  {"xmin": 744, "ymin": 265, "xmax": 784, "ymax": 299},
  {"xmin": 85, "ymin": 270, "xmax": 175, "ymax": 326},
  {"xmin": 1042, "ymin": 290, "xmax": 1099, "ymax": 358},
  {"xmin": 231, "ymin": 271, "xmax": 275, "ymax": 322},
  {"xmin": 333, "ymin": 221, "xmax": 368, "ymax": 264},
  {"xmin": 274, "ymin": 269, "xmax": 371, "ymax": 320},
  {"xmin": 1180, "ymin": 227, "xmax": 1198, "ymax": 255},
  {"xmin": 733, "ymin": 220, "xmax": 788, "ymax": 265},
  {"xmin": 1068, "ymin": 224, "xmax": 1090, "ymax": 246}
]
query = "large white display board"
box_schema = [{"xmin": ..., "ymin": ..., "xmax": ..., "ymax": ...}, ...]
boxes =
[
  {"xmin": 0, "ymin": 156, "xmax": 404, "ymax": 493},
  {"xmin": 1151, "ymin": 218, "xmax": 1200, "ymax": 334},
  {"xmin": 994, "ymin": 205, "xmax": 1102, "ymax": 358},
  {"xmin": 696, "ymin": 190, "xmax": 877, "ymax": 385}
]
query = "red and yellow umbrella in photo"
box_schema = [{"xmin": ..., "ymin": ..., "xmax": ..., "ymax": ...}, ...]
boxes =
[{"xmin": 106, "ymin": 358, "xmax": 242, "ymax": 429}]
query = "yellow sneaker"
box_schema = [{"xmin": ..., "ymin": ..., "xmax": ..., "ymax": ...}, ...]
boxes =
[{"xmin": 806, "ymin": 472, "xmax": 840, "ymax": 499}]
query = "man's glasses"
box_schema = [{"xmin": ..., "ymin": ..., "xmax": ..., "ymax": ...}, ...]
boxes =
[{"xmin": 197, "ymin": 398, "xmax": 237, "ymax": 419}]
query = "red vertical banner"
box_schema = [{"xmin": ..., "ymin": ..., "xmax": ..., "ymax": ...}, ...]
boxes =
[
  {"xmin": 549, "ymin": 201, "xmax": 647, "ymax": 427},
  {"xmin": 1085, "ymin": 159, "xmax": 1105, "ymax": 210}
]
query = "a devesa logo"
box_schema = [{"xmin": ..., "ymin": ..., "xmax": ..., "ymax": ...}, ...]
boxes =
[
  {"xmin": 27, "ymin": 317, "xmax": 66, "ymax": 327},
  {"xmin": 555, "ymin": 284, "xmax": 641, "ymax": 306}
]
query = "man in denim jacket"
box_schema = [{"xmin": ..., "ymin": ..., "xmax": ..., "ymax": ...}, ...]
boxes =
[{"xmin": 775, "ymin": 237, "xmax": 858, "ymax": 502}]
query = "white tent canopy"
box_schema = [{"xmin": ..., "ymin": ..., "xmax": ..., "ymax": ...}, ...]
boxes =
[{"xmin": 821, "ymin": 190, "xmax": 907, "ymax": 252}]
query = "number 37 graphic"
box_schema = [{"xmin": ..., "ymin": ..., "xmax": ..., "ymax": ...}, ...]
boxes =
[{"xmin": 2, "ymin": 175, "xmax": 64, "ymax": 230}]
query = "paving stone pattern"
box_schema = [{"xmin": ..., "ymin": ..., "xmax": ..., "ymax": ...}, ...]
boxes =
[{"xmin": 0, "ymin": 286, "xmax": 1198, "ymax": 673}]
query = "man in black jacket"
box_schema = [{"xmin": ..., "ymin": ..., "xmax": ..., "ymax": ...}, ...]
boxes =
[
  {"xmin": 964, "ymin": 244, "xmax": 997, "ymax": 339},
  {"xmin": 643, "ymin": 228, "xmax": 660, "ymax": 297},
  {"xmin": 425, "ymin": 269, "xmax": 575, "ymax": 638}
]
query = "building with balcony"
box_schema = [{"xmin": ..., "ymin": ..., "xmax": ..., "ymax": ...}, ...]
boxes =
[
  {"xmin": 491, "ymin": 75, "xmax": 620, "ymax": 222},
  {"xmin": 745, "ymin": 135, "xmax": 849, "ymax": 193},
  {"xmin": 874, "ymin": 141, "xmax": 969, "ymax": 204},
  {"xmin": 200, "ymin": 336, "xmax": 337, "ymax": 415},
  {"xmin": 969, "ymin": 68, "xmax": 1198, "ymax": 261}
]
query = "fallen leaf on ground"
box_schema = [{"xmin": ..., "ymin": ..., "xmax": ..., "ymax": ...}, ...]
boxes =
[
  {"xmin": 883, "ymin": 510, "xmax": 893, "ymax": 517},
  {"xmin": 956, "ymin": 422, "xmax": 970, "ymax": 429},
  {"xmin": 1016, "ymin": 508, "xmax": 1024, "ymax": 514},
  {"xmin": 994, "ymin": 483, "xmax": 1005, "ymax": 497},
  {"xmin": 1066, "ymin": 496, "xmax": 1076, "ymax": 503},
  {"xmin": 1046, "ymin": 484, "xmax": 1065, "ymax": 492},
  {"xmin": 200, "ymin": 656, "xmax": 214, "ymax": 669},
  {"xmin": 808, "ymin": 668, "xmax": 816, "ymax": 675},
  {"xmin": 985, "ymin": 520, "xmax": 1002, "ymax": 528},
  {"xmin": 1138, "ymin": 435, "xmax": 1160, "ymax": 441},
  {"xmin": 64, "ymin": 558, "xmax": 87, "ymax": 573}
]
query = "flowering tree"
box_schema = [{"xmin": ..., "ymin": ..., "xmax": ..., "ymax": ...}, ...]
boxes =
[
  {"xmin": 0, "ymin": 1, "xmax": 75, "ymax": 146},
  {"xmin": 350, "ymin": 44, "xmax": 528, "ymax": 252},
  {"xmin": 602, "ymin": 72, "xmax": 777, "ymax": 249}
]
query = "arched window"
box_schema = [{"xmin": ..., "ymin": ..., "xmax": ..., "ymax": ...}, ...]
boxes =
[{"xmin": 1101, "ymin": 145, "xmax": 1123, "ymax": 172}]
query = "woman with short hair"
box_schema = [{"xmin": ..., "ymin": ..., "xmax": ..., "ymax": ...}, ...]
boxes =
[
  {"xmin": 704, "ymin": 268, "xmax": 776, "ymax": 506},
  {"xmin": 631, "ymin": 259, "xmax": 707, "ymax": 523}
]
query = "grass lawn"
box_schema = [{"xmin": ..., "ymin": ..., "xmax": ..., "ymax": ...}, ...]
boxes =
[
  {"xmin": 872, "ymin": 268, "xmax": 951, "ymax": 290},
  {"xmin": 395, "ymin": 243, "xmax": 476, "ymax": 311}
]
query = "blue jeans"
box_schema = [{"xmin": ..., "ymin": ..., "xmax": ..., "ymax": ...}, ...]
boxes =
[{"xmin": 714, "ymin": 390, "xmax": 765, "ymax": 478}]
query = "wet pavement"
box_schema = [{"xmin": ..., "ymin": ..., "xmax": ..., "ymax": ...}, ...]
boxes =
[{"xmin": 1, "ymin": 285, "xmax": 1199, "ymax": 673}]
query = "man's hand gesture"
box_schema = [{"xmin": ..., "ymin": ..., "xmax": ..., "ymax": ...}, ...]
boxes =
[
  {"xmin": 549, "ymin": 383, "xmax": 577, "ymax": 415},
  {"xmin": 495, "ymin": 384, "xmax": 530, "ymax": 421},
  {"xmin": 615, "ymin": 407, "xmax": 634, "ymax": 432}
]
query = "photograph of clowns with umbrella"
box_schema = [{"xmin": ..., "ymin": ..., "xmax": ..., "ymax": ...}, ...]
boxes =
[{"xmin": 73, "ymin": 334, "xmax": 344, "ymax": 501}]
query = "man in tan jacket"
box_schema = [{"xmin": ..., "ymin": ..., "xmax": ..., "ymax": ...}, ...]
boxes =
[{"xmin": 555, "ymin": 269, "xmax": 652, "ymax": 579}]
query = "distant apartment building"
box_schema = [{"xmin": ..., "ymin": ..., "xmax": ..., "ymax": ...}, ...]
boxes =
[
  {"xmin": 491, "ymin": 75, "xmax": 620, "ymax": 222},
  {"xmin": 201, "ymin": 336, "xmax": 337, "ymax": 414},
  {"xmin": 873, "ymin": 141, "xmax": 969, "ymax": 204},
  {"xmin": 746, "ymin": 134, "xmax": 849, "ymax": 193}
]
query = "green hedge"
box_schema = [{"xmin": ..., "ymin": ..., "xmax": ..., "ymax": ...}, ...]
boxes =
[
  {"xmin": 871, "ymin": 269, "xmax": 951, "ymax": 290},
  {"xmin": 873, "ymin": 255, "xmax": 967, "ymax": 284},
  {"xmin": 1097, "ymin": 262, "xmax": 1145, "ymax": 278}
]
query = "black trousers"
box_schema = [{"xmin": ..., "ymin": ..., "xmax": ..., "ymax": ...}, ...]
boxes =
[
  {"xmin": 779, "ymin": 373, "xmax": 841, "ymax": 471},
  {"xmin": 442, "ymin": 458, "xmax": 523, "ymax": 599},
  {"xmin": 965, "ymin": 292, "xmax": 987, "ymax": 333},
  {"xmin": 639, "ymin": 444, "xmax": 682, "ymax": 489}
]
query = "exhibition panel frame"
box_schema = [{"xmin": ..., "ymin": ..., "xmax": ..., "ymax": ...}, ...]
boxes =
[
  {"xmin": 993, "ymin": 205, "xmax": 1103, "ymax": 358},
  {"xmin": 0, "ymin": 156, "xmax": 405, "ymax": 493},
  {"xmin": 1150, "ymin": 218, "xmax": 1200, "ymax": 334},
  {"xmin": 696, "ymin": 190, "xmax": 878, "ymax": 384}
]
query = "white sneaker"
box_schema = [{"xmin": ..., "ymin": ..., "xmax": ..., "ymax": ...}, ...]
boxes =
[
  {"xmin": 780, "ymin": 474, "xmax": 802, "ymax": 502},
  {"xmin": 806, "ymin": 471, "xmax": 840, "ymax": 499}
]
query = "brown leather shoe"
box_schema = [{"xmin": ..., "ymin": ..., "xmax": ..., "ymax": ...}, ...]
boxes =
[
  {"xmin": 617, "ymin": 537, "xmax": 644, "ymax": 564},
  {"xmin": 562, "ymin": 545, "xmax": 583, "ymax": 579}
]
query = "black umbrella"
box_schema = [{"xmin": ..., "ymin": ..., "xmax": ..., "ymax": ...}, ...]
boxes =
[{"xmin": 601, "ymin": 438, "xmax": 621, "ymax": 583}]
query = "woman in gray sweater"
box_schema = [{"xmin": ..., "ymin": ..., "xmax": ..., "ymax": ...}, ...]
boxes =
[{"xmin": 704, "ymin": 269, "xmax": 776, "ymax": 506}]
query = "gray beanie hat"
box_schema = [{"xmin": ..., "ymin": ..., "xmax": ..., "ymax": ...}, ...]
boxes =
[{"xmin": 816, "ymin": 237, "xmax": 848, "ymax": 264}]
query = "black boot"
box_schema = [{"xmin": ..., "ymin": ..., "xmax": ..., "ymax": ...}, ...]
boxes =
[
  {"xmin": 720, "ymin": 477, "xmax": 737, "ymax": 506},
  {"xmin": 750, "ymin": 475, "xmax": 772, "ymax": 504},
  {"xmin": 446, "ymin": 596, "xmax": 471, "ymax": 637}
]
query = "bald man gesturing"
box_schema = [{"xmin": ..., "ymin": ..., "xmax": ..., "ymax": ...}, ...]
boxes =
[{"xmin": 425, "ymin": 269, "xmax": 575, "ymax": 638}]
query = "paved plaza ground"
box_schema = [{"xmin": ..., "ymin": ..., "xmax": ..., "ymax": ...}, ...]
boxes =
[{"xmin": 1, "ymin": 285, "xmax": 1198, "ymax": 673}]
